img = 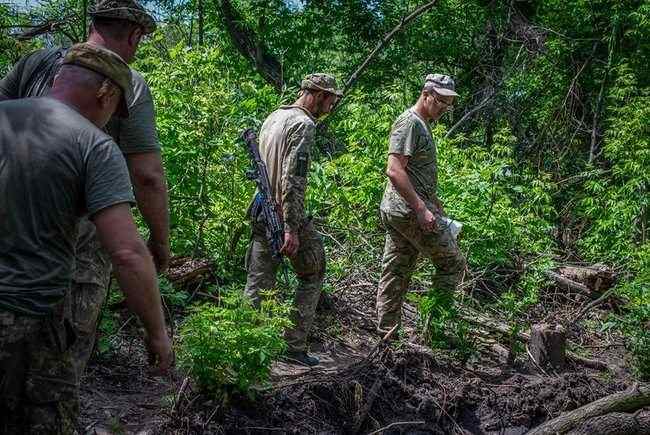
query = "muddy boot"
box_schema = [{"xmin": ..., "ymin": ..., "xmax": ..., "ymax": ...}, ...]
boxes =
[{"xmin": 285, "ymin": 350, "xmax": 319, "ymax": 367}]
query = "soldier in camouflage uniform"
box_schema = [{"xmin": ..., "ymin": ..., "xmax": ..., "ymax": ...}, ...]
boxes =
[
  {"xmin": 0, "ymin": 0, "xmax": 170, "ymax": 382},
  {"xmin": 0, "ymin": 43, "xmax": 172, "ymax": 434},
  {"xmin": 377, "ymin": 74, "xmax": 466, "ymax": 335},
  {"xmin": 245, "ymin": 73, "xmax": 342, "ymax": 366}
]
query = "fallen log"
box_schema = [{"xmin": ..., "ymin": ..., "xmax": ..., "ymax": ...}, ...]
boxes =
[
  {"xmin": 546, "ymin": 264, "xmax": 617, "ymax": 299},
  {"xmin": 546, "ymin": 271, "xmax": 592, "ymax": 296},
  {"xmin": 567, "ymin": 409, "xmax": 650, "ymax": 435},
  {"xmin": 166, "ymin": 256, "xmax": 215, "ymax": 289},
  {"xmin": 556, "ymin": 264, "xmax": 616, "ymax": 293},
  {"xmin": 527, "ymin": 383, "xmax": 650, "ymax": 435}
]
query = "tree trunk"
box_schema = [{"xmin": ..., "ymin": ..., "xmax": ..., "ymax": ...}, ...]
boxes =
[
  {"xmin": 217, "ymin": 0, "xmax": 284, "ymax": 91},
  {"xmin": 198, "ymin": 0, "xmax": 204, "ymax": 46}
]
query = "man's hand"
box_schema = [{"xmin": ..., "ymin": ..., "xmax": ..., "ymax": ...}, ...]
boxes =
[
  {"xmin": 280, "ymin": 230, "xmax": 299, "ymax": 257},
  {"xmin": 148, "ymin": 238, "xmax": 170, "ymax": 273},
  {"xmin": 415, "ymin": 205, "xmax": 436, "ymax": 233},
  {"xmin": 145, "ymin": 330, "xmax": 174, "ymax": 375}
]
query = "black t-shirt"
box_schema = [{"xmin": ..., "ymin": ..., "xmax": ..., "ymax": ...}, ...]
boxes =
[{"xmin": 0, "ymin": 98, "xmax": 135, "ymax": 316}]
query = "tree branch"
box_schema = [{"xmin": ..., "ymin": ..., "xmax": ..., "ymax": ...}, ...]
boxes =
[
  {"xmin": 217, "ymin": 0, "xmax": 284, "ymax": 91},
  {"xmin": 327, "ymin": 0, "xmax": 438, "ymax": 118}
]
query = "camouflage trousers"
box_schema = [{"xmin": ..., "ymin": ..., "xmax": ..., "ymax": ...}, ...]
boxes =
[
  {"xmin": 245, "ymin": 218, "xmax": 326, "ymax": 352},
  {"xmin": 0, "ymin": 307, "xmax": 79, "ymax": 434},
  {"xmin": 377, "ymin": 211, "xmax": 466, "ymax": 334},
  {"xmin": 68, "ymin": 218, "xmax": 112, "ymax": 382},
  {"xmin": 66, "ymin": 281, "xmax": 108, "ymax": 382}
]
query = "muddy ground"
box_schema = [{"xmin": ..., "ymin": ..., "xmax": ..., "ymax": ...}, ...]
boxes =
[{"xmin": 80, "ymin": 275, "xmax": 634, "ymax": 434}]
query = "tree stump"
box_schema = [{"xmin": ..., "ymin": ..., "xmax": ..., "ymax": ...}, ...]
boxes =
[{"xmin": 530, "ymin": 323, "xmax": 566, "ymax": 371}]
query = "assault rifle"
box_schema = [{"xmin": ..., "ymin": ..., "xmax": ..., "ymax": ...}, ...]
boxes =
[{"xmin": 242, "ymin": 128, "xmax": 284, "ymax": 259}]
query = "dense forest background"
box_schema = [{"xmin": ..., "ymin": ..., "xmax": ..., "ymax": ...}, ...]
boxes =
[{"xmin": 1, "ymin": 0, "xmax": 649, "ymax": 424}]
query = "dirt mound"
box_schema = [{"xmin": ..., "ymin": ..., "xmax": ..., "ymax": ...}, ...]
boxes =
[
  {"xmin": 80, "ymin": 279, "xmax": 632, "ymax": 434},
  {"xmin": 164, "ymin": 344, "xmax": 623, "ymax": 434}
]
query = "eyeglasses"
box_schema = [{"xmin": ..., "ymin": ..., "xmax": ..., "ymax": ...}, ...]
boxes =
[{"xmin": 435, "ymin": 97, "xmax": 454, "ymax": 112}]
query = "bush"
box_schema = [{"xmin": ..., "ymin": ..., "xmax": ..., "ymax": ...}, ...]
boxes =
[{"xmin": 177, "ymin": 289, "xmax": 292, "ymax": 396}]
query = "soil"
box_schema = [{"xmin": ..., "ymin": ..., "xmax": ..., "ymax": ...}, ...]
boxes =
[{"xmin": 79, "ymin": 274, "xmax": 634, "ymax": 435}]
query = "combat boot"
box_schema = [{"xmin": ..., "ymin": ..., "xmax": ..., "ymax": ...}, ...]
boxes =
[{"xmin": 285, "ymin": 350, "xmax": 320, "ymax": 367}]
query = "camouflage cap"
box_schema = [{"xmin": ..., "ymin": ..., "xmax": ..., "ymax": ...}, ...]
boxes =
[
  {"xmin": 62, "ymin": 42, "xmax": 133, "ymax": 117},
  {"xmin": 89, "ymin": 0, "xmax": 156, "ymax": 34},
  {"xmin": 425, "ymin": 73, "xmax": 459, "ymax": 97},
  {"xmin": 301, "ymin": 73, "xmax": 343, "ymax": 97}
]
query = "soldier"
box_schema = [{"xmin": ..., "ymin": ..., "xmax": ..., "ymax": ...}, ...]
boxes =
[
  {"xmin": 0, "ymin": 43, "xmax": 172, "ymax": 434},
  {"xmin": 245, "ymin": 73, "xmax": 341, "ymax": 366},
  {"xmin": 376, "ymin": 74, "xmax": 466, "ymax": 336},
  {"xmin": 0, "ymin": 0, "xmax": 169, "ymax": 380}
]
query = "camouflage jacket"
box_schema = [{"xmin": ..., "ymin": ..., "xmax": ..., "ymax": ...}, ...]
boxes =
[{"xmin": 257, "ymin": 105, "xmax": 316, "ymax": 233}]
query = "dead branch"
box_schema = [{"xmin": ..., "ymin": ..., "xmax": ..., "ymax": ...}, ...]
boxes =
[
  {"xmin": 11, "ymin": 14, "xmax": 79, "ymax": 41},
  {"xmin": 218, "ymin": 0, "xmax": 284, "ymax": 91},
  {"xmin": 343, "ymin": 0, "xmax": 437, "ymax": 94},
  {"xmin": 444, "ymin": 90, "xmax": 494, "ymax": 138},
  {"xmin": 366, "ymin": 420, "xmax": 426, "ymax": 435},
  {"xmin": 527, "ymin": 383, "xmax": 650, "ymax": 435},
  {"xmin": 589, "ymin": 25, "xmax": 617, "ymax": 164},
  {"xmin": 572, "ymin": 286, "xmax": 618, "ymax": 323}
]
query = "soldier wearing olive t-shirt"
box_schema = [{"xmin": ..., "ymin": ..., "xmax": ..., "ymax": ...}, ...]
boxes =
[
  {"xmin": 0, "ymin": 0, "xmax": 170, "ymax": 382},
  {"xmin": 377, "ymin": 74, "xmax": 466, "ymax": 336},
  {"xmin": 0, "ymin": 43, "xmax": 172, "ymax": 434}
]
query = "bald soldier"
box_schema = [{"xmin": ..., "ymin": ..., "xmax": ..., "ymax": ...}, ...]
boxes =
[
  {"xmin": 245, "ymin": 74, "xmax": 342, "ymax": 366},
  {"xmin": 0, "ymin": 43, "xmax": 172, "ymax": 434},
  {"xmin": 377, "ymin": 74, "xmax": 466, "ymax": 336},
  {"xmin": 0, "ymin": 0, "xmax": 169, "ymax": 380}
]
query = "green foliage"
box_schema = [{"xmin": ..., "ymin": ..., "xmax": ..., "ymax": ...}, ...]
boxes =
[
  {"xmin": 177, "ymin": 289, "xmax": 292, "ymax": 396},
  {"xmin": 136, "ymin": 42, "xmax": 284, "ymax": 279},
  {"xmin": 159, "ymin": 276, "xmax": 190, "ymax": 307},
  {"xmin": 619, "ymin": 298, "xmax": 650, "ymax": 380},
  {"xmin": 97, "ymin": 311, "xmax": 119, "ymax": 355},
  {"xmin": 4, "ymin": 0, "xmax": 647, "ymax": 380},
  {"xmin": 412, "ymin": 289, "xmax": 475, "ymax": 360}
]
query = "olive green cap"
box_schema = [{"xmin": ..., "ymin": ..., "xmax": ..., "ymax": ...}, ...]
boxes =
[
  {"xmin": 62, "ymin": 42, "xmax": 133, "ymax": 117},
  {"xmin": 300, "ymin": 73, "xmax": 343, "ymax": 97},
  {"xmin": 89, "ymin": 0, "xmax": 157, "ymax": 34}
]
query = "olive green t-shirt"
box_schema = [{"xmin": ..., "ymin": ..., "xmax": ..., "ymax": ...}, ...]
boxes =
[
  {"xmin": 0, "ymin": 98, "xmax": 135, "ymax": 316},
  {"xmin": 0, "ymin": 47, "xmax": 161, "ymax": 286},
  {"xmin": 380, "ymin": 108, "xmax": 438, "ymax": 217}
]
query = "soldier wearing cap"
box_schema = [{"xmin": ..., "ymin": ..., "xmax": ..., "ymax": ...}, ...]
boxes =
[
  {"xmin": 0, "ymin": 0, "xmax": 170, "ymax": 381},
  {"xmin": 376, "ymin": 74, "xmax": 467, "ymax": 336},
  {"xmin": 0, "ymin": 43, "xmax": 172, "ymax": 433},
  {"xmin": 244, "ymin": 73, "xmax": 341, "ymax": 366}
]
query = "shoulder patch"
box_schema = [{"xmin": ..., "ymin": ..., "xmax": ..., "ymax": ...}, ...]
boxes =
[{"xmin": 296, "ymin": 152, "xmax": 309, "ymax": 177}]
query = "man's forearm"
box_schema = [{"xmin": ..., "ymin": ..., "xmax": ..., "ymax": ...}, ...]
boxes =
[
  {"xmin": 128, "ymin": 153, "xmax": 170, "ymax": 246},
  {"xmin": 388, "ymin": 167, "xmax": 426, "ymax": 212},
  {"xmin": 134, "ymin": 178, "xmax": 169, "ymax": 245},
  {"xmin": 111, "ymin": 246, "xmax": 166, "ymax": 337}
]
